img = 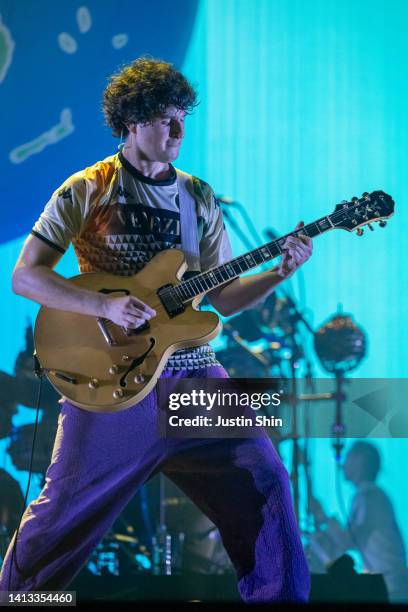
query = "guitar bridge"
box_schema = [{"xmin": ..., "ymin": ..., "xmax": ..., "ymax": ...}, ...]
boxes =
[{"xmin": 157, "ymin": 284, "xmax": 185, "ymax": 318}]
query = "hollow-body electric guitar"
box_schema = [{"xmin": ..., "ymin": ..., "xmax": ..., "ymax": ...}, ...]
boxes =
[{"xmin": 34, "ymin": 191, "xmax": 394, "ymax": 413}]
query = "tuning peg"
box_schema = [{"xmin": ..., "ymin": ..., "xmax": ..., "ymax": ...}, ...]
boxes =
[
  {"xmin": 379, "ymin": 220, "xmax": 387, "ymax": 228},
  {"xmin": 362, "ymin": 192, "xmax": 370, "ymax": 199},
  {"xmin": 351, "ymin": 196, "xmax": 359, "ymax": 202},
  {"xmin": 367, "ymin": 223, "xmax": 374, "ymax": 231},
  {"xmin": 356, "ymin": 228, "xmax": 364, "ymax": 236}
]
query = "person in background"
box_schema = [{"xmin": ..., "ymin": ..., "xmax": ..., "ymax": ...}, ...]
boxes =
[{"xmin": 310, "ymin": 441, "xmax": 408, "ymax": 603}]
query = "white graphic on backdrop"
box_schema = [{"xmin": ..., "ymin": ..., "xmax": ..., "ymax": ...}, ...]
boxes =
[
  {"xmin": 58, "ymin": 6, "xmax": 128, "ymax": 53},
  {"xmin": 112, "ymin": 34, "xmax": 128, "ymax": 50},
  {"xmin": 9, "ymin": 109, "xmax": 74, "ymax": 164},
  {"xmin": 76, "ymin": 6, "xmax": 92, "ymax": 33},
  {"xmin": 0, "ymin": 14, "xmax": 15, "ymax": 83},
  {"xmin": 58, "ymin": 32, "xmax": 78, "ymax": 54}
]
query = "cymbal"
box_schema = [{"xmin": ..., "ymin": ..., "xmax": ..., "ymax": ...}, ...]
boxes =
[{"xmin": 109, "ymin": 533, "xmax": 139, "ymax": 544}]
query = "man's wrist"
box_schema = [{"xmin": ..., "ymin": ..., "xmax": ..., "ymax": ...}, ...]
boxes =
[
  {"xmin": 94, "ymin": 291, "xmax": 109, "ymax": 318},
  {"xmin": 272, "ymin": 264, "xmax": 291, "ymax": 281}
]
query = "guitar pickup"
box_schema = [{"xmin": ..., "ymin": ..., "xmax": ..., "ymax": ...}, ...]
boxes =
[{"xmin": 157, "ymin": 284, "xmax": 185, "ymax": 318}]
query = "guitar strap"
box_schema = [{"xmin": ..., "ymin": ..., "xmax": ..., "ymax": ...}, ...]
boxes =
[{"xmin": 176, "ymin": 169, "xmax": 201, "ymax": 273}]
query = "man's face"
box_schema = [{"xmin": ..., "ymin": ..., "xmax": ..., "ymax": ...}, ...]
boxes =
[
  {"xmin": 343, "ymin": 450, "xmax": 365, "ymax": 484},
  {"xmin": 133, "ymin": 106, "xmax": 186, "ymax": 163}
]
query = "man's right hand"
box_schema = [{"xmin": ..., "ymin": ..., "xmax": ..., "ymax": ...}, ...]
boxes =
[
  {"xmin": 12, "ymin": 235, "xmax": 158, "ymax": 326},
  {"xmin": 103, "ymin": 295, "xmax": 156, "ymax": 329}
]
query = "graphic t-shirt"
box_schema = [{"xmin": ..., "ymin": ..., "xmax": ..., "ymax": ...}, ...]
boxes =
[{"xmin": 32, "ymin": 152, "xmax": 233, "ymax": 371}]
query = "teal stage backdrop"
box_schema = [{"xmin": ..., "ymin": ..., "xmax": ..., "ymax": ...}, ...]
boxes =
[{"xmin": 1, "ymin": 0, "xmax": 407, "ymax": 571}]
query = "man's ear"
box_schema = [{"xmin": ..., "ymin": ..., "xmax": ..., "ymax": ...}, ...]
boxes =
[{"xmin": 126, "ymin": 123, "xmax": 137, "ymax": 135}]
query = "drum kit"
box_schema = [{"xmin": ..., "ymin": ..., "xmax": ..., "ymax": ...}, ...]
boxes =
[
  {"xmin": 215, "ymin": 292, "xmax": 303, "ymax": 379},
  {"xmin": 82, "ymin": 477, "xmax": 233, "ymax": 577}
]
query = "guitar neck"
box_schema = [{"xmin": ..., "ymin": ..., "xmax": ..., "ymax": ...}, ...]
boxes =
[{"xmin": 175, "ymin": 214, "xmax": 334, "ymax": 302}]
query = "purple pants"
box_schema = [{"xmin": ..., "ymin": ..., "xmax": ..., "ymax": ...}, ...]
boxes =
[{"xmin": 0, "ymin": 366, "xmax": 310, "ymax": 603}]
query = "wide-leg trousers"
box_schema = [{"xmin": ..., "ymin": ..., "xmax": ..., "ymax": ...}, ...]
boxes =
[{"xmin": 0, "ymin": 366, "xmax": 310, "ymax": 603}]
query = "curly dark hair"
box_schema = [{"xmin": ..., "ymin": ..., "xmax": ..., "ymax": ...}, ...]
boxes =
[{"xmin": 102, "ymin": 57, "xmax": 199, "ymax": 138}]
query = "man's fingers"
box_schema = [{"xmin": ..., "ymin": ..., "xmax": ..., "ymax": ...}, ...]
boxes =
[
  {"xmin": 125, "ymin": 307, "xmax": 152, "ymax": 322},
  {"xmin": 284, "ymin": 235, "xmax": 311, "ymax": 248},
  {"xmin": 293, "ymin": 221, "xmax": 312, "ymax": 245},
  {"xmin": 126, "ymin": 307, "xmax": 151, "ymax": 320},
  {"xmin": 128, "ymin": 298, "xmax": 156, "ymax": 317},
  {"xmin": 279, "ymin": 222, "xmax": 313, "ymax": 277},
  {"xmin": 297, "ymin": 233, "xmax": 312, "ymax": 246},
  {"xmin": 290, "ymin": 249, "xmax": 303, "ymax": 263},
  {"xmin": 122, "ymin": 318, "xmax": 136, "ymax": 328},
  {"xmin": 283, "ymin": 246, "xmax": 308, "ymax": 264},
  {"xmin": 123, "ymin": 317, "xmax": 145, "ymax": 329}
]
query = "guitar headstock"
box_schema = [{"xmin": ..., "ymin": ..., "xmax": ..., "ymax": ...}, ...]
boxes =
[{"xmin": 330, "ymin": 191, "xmax": 395, "ymax": 233}]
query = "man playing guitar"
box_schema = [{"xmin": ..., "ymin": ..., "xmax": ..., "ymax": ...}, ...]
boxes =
[{"xmin": 0, "ymin": 57, "xmax": 312, "ymax": 602}]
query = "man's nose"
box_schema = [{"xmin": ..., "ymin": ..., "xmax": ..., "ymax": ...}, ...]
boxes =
[{"xmin": 170, "ymin": 119, "xmax": 184, "ymax": 138}]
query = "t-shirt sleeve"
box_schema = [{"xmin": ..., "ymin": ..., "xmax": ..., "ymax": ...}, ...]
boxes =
[
  {"xmin": 31, "ymin": 179, "xmax": 87, "ymax": 253},
  {"xmin": 199, "ymin": 189, "xmax": 233, "ymax": 272}
]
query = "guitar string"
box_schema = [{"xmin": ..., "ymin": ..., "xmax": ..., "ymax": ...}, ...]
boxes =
[
  {"xmin": 159, "ymin": 199, "xmax": 388, "ymax": 304},
  {"xmin": 119, "ymin": 197, "xmax": 388, "ymax": 312},
  {"xmin": 105, "ymin": 198, "xmax": 389, "ymax": 335}
]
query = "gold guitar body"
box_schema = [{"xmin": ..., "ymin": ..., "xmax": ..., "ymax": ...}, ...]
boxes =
[{"xmin": 34, "ymin": 250, "xmax": 221, "ymax": 413}]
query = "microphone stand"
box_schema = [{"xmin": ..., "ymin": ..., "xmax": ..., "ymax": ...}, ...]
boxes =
[
  {"xmin": 219, "ymin": 205, "xmax": 261, "ymax": 258},
  {"xmin": 332, "ymin": 370, "xmax": 346, "ymax": 462},
  {"xmin": 303, "ymin": 358, "xmax": 316, "ymax": 530},
  {"xmin": 152, "ymin": 474, "xmax": 172, "ymax": 575},
  {"xmin": 218, "ymin": 197, "xmax": 265, "ymax": 249},
  {"xmin": 261, "ymin": 226, "xmax": 316, "ymax": 523}
]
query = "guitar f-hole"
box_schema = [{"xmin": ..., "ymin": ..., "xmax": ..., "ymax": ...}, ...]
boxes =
[{"xmin": 119, "ymin": 338, "xmax": 156, "ymax": 387}]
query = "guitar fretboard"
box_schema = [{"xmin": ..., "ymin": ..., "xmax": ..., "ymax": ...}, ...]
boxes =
[{"xmin": 172, "ymin": 215, "xmax": 333, "ymax": 302}]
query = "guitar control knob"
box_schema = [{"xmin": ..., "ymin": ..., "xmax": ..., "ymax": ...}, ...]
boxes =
[
  {"xmin": 109, "ymin": 364, "xmax": 119, "ymax": 375},
  {"xmin": 379, "ymin": 220, "xmax": 387, "ymax": 228},
  {"xmin": 89, "ymin": 378, "xmax": 99, "ymax": 389},
  {"xmin": 134, "ymin": 374, "xmax": 145, "ymax": 384},
  {"xmin": 356, "ymin": 228, "xmax": 364, "ymax": 236},
  {"xmin": 113, "ymin": 388, "xmax": 124, "ymax": 399}
]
